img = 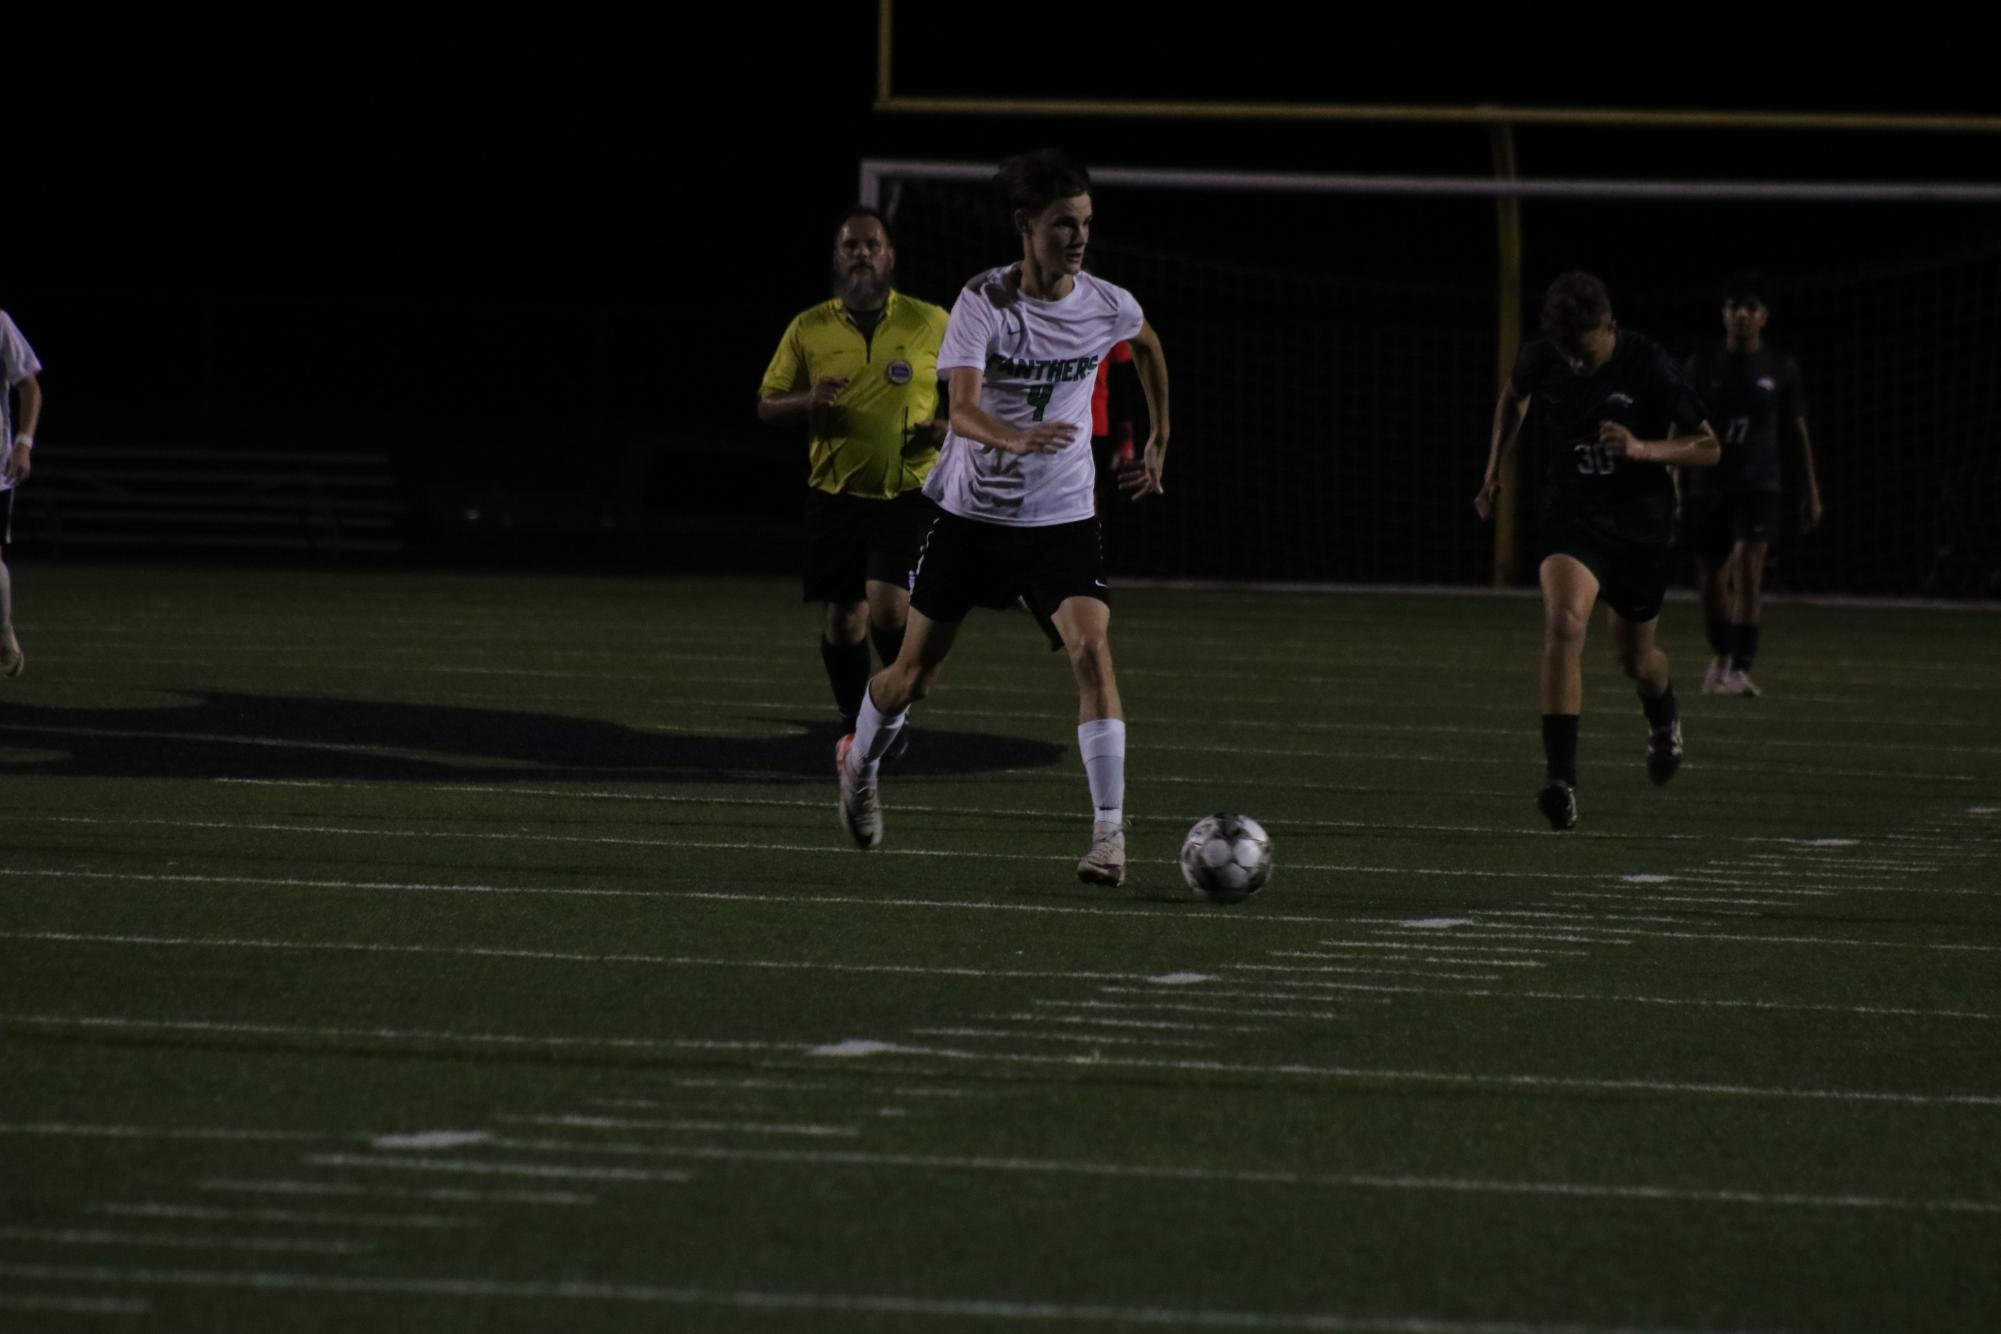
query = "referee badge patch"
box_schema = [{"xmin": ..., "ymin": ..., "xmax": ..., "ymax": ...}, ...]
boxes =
[{"xmin": 885, "ymin": 359, "xmax": 914, "ymax": 386}]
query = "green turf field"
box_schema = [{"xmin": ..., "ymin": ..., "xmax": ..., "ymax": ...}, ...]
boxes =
[{"xmin": 2, "ymin": 563, "xmax": 1997, "ymax": 1332}]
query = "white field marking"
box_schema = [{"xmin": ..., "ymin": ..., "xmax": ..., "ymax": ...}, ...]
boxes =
[
  {"xmin": 0, "ymin": 1292, "xmax": 149, "ymax": 1315},
  {"xmin": 198, "ymin": 1178, "xmax": 596, "ymax": 1207},
  {"xmin": 670, "ymin": 1075, "xmax": 982, "ymax": 1100},
  {"xmin": 205, "ymin": 778, "xmax": 1966, "ymax": 850},
  {"xmin": 0, "ymin": 1264, "xmax": 1743, "ymax": 1334},
  {"xmin": 1117, "ymin": 982, "xmax": 2001, "ymax": 1023},
  {"xmin": 0, "ymin": 931, "xmax": 1196, "ymax": 983},
  {"xmin": 1737, "ymin": 860, "xmax": 1928, "ymax": 879},
  {"xmin": 1477, "ymin": 910, "xmax": 1717, "ymax": 926},
  {"xmin": 0, "ymin": 870, "xmax": 1354, "ymax": 927},
  {"xmin": 501, "ymin": 1114, "xmax": 859, "ymax": 1139},
  {"xmin": 813, "ymin": 1039, "xmax": 907, "ymax": 1058},
  {"xmin": 371, "ymin": 1130, "xmax": 492, "ymax": 1151},
  {"xmin": 92, "ymin": 1203, "xmax": 470, "ymax": 1230},
  {"xmin": 589, "ymin": 1098, "xmax": 664, "ymax": 1109},
  {"xmin": 1149, "ymin": 972, "xmax": 1216, "ymax": 985},
  {"xmin": 909, "ymin": 1027, "xmax": 1222, "ymax": 1051},
  {"xmin": 1519, "ymin": 918, "xmax": 2001, "ymax": 956},
  {"xmin": 1370, "ymin": 928, "xmax": 1630, "ymax": 947},
  {"xmin": 1269, "ymin": 951, "xmax": 1546, "ymax": 971},
  {"xmin": 10, "ymin": 826, "xmax": 1625, "ymax": 886},
  {"xmin": 1035, "ymin": 998, "xmax": 1384, "ymax": 1021},
  {"xmin": 779, "ymin": 1043, "xmax": 2001, "ymax": 1108},
  {"xmin": 973, "ymin": 1011, "xmax": 1266, "ymax": 1035},
  {"xmin": 1400, "ymin": 917, "xmax": 1476, "ymax": 929},
  {"xmin": 1550, "ymin": 891, "xmax": 1797, "ymax": 910},
  {"xmin": 483, "ymin": 1135, "xmax": 2001, "ymax": 1217},
  {"xmin": 305, "ymin": 1154, "xmax": 693, "ymax": 1185},
  {"xmin": 0, "ymin": 1122, "xmax": 317, "ymax": 1145},
  {"xmin": 1619, "ymin": 874, "xmax": 1675, "ymax": 884},
  {"xmin": 1226, "ymin": 964, "xmax": 1511, "ymax": 983},
  {"xmin": 0, "ymin": 1013, "xmax": 786, "ymax": 1059},
  {"xmin": 1793, "ymin": 838, "xmax": 1862, "ymax": 848},
  {"xmin": 0, "ymin": 1227, "xmax": 372, "ymax": 1257},
  {"xmin": 1312, "ymin": 940, "xmax": 1590, "ymax": 958},
  {"xmin": 1069, "ymin": 992, "xmax": 1385, "ymax": 1017},
  {"xmin": 1972, "ymin": 806, "xmax": 1999, "ymax": 815}
]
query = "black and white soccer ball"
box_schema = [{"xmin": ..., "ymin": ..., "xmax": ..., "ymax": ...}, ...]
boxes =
[{"xmin": 1179, "ymin": 813, "xmax": 1273, "ymax": 903}]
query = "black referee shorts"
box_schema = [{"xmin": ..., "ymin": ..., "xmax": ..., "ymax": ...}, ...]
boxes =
[
  {"xmin": 801, "ymin": 488, "xmax": 934, "ymax": 605},
  {"xmin": 908, "ymin": 508, "xmax": 1110, "ymax": 627}
]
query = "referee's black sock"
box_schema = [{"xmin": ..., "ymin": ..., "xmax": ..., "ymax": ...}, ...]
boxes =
[
  {"xmin": 1729, "ymin": 623, "xmax": 1760, "ymax": 673},
  {"xmin": 1641, "ymin": 683, "xmax": 1679, "ymax": 731},
  {"xmin": 870, "ymin": 622, "xmax": 906, "ymax": 673},
  {"xmin": 821, "ymin": 638, "xmax": 871, "ymax": 735},
  {"xmin": 1541, "ymin": 714, "xmax": 1580, "ymax": 787}
]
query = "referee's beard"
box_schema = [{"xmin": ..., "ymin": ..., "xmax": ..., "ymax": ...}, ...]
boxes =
[{"xmin": 835, "ymin": 266, "xmax": 892, "ymax": 311}]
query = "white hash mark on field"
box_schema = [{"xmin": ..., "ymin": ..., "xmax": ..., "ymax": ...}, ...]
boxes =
[
  {"xmin": 371, "ymin": 1131, "xmax": 493, "ymax": 1151},
  {"xmin": 1147, "ymin": 972, "xmax": 1214, "ymax": 985},
  {"xmin": 1400, "ymin": 917, "xmax": 1476, "ymax": 929}
]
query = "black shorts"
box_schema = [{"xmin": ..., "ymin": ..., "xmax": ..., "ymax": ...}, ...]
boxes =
[
  {"xmin": 1541, "ymin": 505, "xmax": 1671, "ymax": 624},
  {"xmin": 908, "ymin": 508, "xmax": 1109, "ymax": 626},
  {"xmin": 1683, "ymin": 490, "xmax": 1784, "ymax": 559},
  {"xmin": 801, "ymin": 488, "xmax": 934, "ymax": 604}
]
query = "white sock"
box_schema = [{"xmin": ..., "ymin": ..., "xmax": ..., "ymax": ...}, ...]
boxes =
[
  {"xmin": 849, "ymin": 686, "xmax": 907, "ymax": 776},
  {"xmin": 0, "ymin": 558, "xmax": 12, "ymax": 632},
  {"xmin": 1077, "ymin": 718, "xmax": 1126, "ymax": 827}
]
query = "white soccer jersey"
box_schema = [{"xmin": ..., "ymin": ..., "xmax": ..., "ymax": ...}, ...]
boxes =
[
  {"xmin": 0, "ymin": 311, "xmax": 44, "ymax": 492},
  {"xmin": 927, "ymin": 266, "xmax": 1144, "ymax": 526}
]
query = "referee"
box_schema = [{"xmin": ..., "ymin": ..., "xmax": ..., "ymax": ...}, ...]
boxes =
[{"xmin": 758, "ymin": 207, "xmax": 949, "ymax": 741}]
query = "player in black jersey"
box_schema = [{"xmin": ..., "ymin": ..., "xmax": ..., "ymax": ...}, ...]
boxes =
[
  {"xmin": 1681, "ymin": 275, "xmax": 1824, "ymax": 697},
  {"xmin": 1476, "ymin": 273, "xmax": 1720, "ymax": 831}
]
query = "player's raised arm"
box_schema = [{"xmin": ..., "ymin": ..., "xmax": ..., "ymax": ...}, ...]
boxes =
[
  {"xmin": 945, "ymin": 366, "xmax": 1076, "ymax": 455},
  {"xmin": 1475, "ymin": 382, "xmax": 1528, "ymax": 520},
  {"xmin": 1119, "ymin": 320, "xmax": 1170, "ymax": 501}
]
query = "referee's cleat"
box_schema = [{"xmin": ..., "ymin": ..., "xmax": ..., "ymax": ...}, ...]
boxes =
[
  {"xmin": 836, "ymin": 734, "xmax": 883, "ymax": 850},
  {"xmin": 0, "ymin": 625, "xmax": 21, "ymax": 679},
  {"xmin": 1076, "ymin": 820, "xmax": 1127, "ymax": 887},
  {"xmin": 1647, "ymin": 720, "xmax": 1683, "ymax": 786},
  {"xmin": 1536, "ymin": 780, "xmax": 1578, "ymax": 832}
]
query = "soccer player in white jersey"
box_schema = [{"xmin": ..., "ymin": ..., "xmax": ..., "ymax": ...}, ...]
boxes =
[
  {"xmin": 0, "ymin": 310, "xmax": 45, "ymax": 678},
  {"xmin": 835, "ymin": 150, "xmax": 1172, "ymax": 886}
]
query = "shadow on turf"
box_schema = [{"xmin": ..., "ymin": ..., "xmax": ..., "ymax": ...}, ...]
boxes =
[{"xmin": 0, "ymin": 691, "xmax": 1068, "ymax": 783}]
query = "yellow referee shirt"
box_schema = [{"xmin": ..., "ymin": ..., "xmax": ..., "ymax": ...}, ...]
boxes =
[{"xmin": 759, "ymin": 290, "xmax": 949, "ymax": 500}]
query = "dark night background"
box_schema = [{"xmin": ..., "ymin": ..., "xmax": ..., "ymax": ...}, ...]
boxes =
[{"xmin": 10, "ymin": 16, "xmax": 1999, "ymax": 593}]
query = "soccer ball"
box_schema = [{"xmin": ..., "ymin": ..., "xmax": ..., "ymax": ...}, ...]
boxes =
[{"xmin": 1179, "ymin": 814, "xmax": 1273, "ymax": 903}]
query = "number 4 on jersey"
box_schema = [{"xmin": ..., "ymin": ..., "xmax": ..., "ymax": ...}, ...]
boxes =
[{"xmin": 1025, "ymin": 385, "xmax": 1054, "ymax": 421}]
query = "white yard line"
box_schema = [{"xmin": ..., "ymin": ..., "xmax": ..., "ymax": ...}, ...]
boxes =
[
  {"xmin": 91, "ymin": 1203, "xmax": 471, "ymax": 1230},
  {"xmin": 499, "ymin": 1114, "xmax": 858, "ymax": 1139},
  {"xmin": 197, "ymin": 1178, "xmax": 596, "ymax": 1207},
  {"xmin": 304, "ymin": 1155, "xmax": 692, "ymax": 1185},
  {"xmin": 0, "ymin": 1227, "xmax": 372, "ymax": 1257},
  {"xmin": 479, "ymin": 1136, "xmax": 2001, "ymax": 1216},
  {"xmin": 0, "ymin": 1261, "xmax": 1752, "ymax": 1333}
]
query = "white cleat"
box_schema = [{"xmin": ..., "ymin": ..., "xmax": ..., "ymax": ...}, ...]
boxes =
[
  {"xmin": 0, "ymin": 625, "xmax": 21, "ymax": 679},
  {"xmin": 1076, "ymin": 820, "xmax": 1127, "ymax": 887},
  {"xmin": 836, "ymin": 734, "xmax": 883, "ymax": 849},
  {"xmin": 1699, "ymin": 656, "xmax": 1728, "ymax": 694},
  {"xmin": 1718, "ymin": 668, "xmax": 1761, "ymax": 698}
]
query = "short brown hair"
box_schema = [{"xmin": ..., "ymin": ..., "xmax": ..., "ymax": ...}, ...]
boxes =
[{"xmin": 1540, "ymin": 272, "xmax": 1613, "ymax": 354}]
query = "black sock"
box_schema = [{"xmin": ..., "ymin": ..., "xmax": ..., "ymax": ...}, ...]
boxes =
[
  {"xmin": 870, "ymin": 622, "xmax": 906, "ymax": 673},
  {"xmin": 820, "ymin": 638, "xmax": 871, "ymax": 733},
  {"xmin": 1541, "ymin": 714, "xmax": 1580, "ymax": 786},
  {"xmin": 1641, "ymin": 683, "xmax": 1679, "ymax": 731},
  {"xmin": 1730, "ymin": 624, "xmax": 1760, "ymax": 672},
  {"xmin": 1705, "ymin": 612, "xmax": 1730, "ymax": 657}
]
